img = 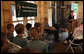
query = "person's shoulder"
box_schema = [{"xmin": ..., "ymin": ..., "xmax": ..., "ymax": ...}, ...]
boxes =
[
  {"xmin": 13, "ymin": 36, "xmax": 23, "ymax": 40},
  {"xmin": 31, "ymin": 40, "xmax": 45, "ymax": 45},
  {"xmin": 13, "ymin": 37, "xmax": 18, "ymax": 41},
  {"xmin": 27, "ymin": 40, "xmax": 36, "ymax": 46},
  {"xmin": 19, "ymin": 37, "xmax": 27, "ymax": 42},
  {"xmin": 38, "ymin": 40, "xmax": 48, "ymax": 46},
  {"xmin": 14, "ymin": 37, "xmax": 27, "ymax": 44}
]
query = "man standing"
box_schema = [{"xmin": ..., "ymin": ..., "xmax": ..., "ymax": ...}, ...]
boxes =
[{"xmin": 68, "ymin": 10, "xmax": 74, "ymax": 37}]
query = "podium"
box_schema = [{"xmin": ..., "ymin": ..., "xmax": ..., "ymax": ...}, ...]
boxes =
[{"xmin": 71, "ymin": 19, "xmax": 77, "ymax": 34}]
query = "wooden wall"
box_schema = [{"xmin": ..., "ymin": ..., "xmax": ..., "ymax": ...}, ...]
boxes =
[
  {"xmin": 1, "ymin": 1, "xmax": 12, "ymax": 33},
  {"xmin": 77, "ymin": 1, "xmax": 83, "ymax": 18}
]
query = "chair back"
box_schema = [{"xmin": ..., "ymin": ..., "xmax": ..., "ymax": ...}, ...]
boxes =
[{"xmin": 69, "ymin": 34, "xmax": 83, "ymax": 45}]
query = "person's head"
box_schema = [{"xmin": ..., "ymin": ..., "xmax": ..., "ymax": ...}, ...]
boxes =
[
  {"xmin": 26, "ymin": 23, "xmax": 32, "ymax": 31},
  {"xmin": 17, "ymin": 4, "xmax": 21, "ymax": 10},
  {"xmin": 34, "ymin": 22, "xmax": 41, "ymax": 31},
  {"xmin": 70, "ymin": 10, "xmax": 74, "ymax": 16},
  {"xmin": 44, "ymin": 17, "xmax": 48, "ymax": 22},
  {"xmin": 7, "ymin": 23, "xmax": 14, "ymax": 33},
  {"xmin": 15, "ymin": 24, "xmax": 24, "ymax": 35}
]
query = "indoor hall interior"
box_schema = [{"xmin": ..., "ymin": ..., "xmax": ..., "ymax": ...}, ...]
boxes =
[{"xmin": 1, "ymin": 1, "xmax": 83, "ymax": 53}]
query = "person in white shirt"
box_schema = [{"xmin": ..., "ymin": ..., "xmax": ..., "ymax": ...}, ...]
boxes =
[
  {"xmin": 72, "ymin": 19, "xmax": 83, "ymax": 44},
  {"xmin": 64, "ymin": 19, "xmax": 83, "ymax": 44}
]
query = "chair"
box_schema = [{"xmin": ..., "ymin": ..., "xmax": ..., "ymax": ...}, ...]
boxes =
[{"xmin": 66, "ymin": 34, "xmax": 83, "ymax": 53}]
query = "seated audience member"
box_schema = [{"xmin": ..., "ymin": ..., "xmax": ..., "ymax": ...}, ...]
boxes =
[
  {"xmin": 27, "ymin": 23, "xmax": 49, "ymax": 53},
  {"xmin": 72, "ymin": 20, "xmax": 83, "ymax": 44},
  {"xmin": 65, "ymin": 19, "xmax": 83, "ymax": 44},
  {"xmin": 26, "ymin": 23, "xmax": 32, "ymax": 40},
  {"xmin": 1, "ymin": 32, "xmax": 21, "ymax": 53},
  {"xmin": 7, "ymin": 23, "xmax": 14, "ymax": 42},
  {"xmin": 43, "ymin": 17, "xmax": 55, "ymax": 30},
  {"xmin": 13, "ymin": 24, "xmax": 28, "ymax": 48},
  {"xmin": 43, "ymin": 17, "xmax": 59, "ymax": 42}
]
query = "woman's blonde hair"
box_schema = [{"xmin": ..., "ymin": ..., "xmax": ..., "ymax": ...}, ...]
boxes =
[{"xmin": 34, "ymin": 22, "xmax": 41, "ymax": 28}]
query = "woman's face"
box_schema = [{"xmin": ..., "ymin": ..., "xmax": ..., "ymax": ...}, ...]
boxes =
[
  {"xmin": 71, "ymin": 12, "xmax": 73, "ymax": 16},
  {"xmin": 37, "ymin": 26, "xmax": 41, "ymax": 31}
]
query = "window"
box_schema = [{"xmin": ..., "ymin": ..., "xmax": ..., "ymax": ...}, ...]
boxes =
[
  {"xmin": 48, "ymin": 1, "xmax": 52, "ymax": 27},
  {"xmin": 12, "ymin": 5, "xmax": 24, "ymax": 21},
  {"xmin": 71, "ymin": 3, "xmax": 77, "ymax": 19},
  {"xmin": 13, "ymin": 22, "xmax": 18, "ymax": 36},
  {"xmin": 12, "ymin": 5, "xmax": 15, "ymax": 16},
  {"xmin": 27, "ymin": 17, "xmax": 35, "ymax": 27},
  {"xmin": 12, "ymin": 1, "xmax": 35, "ymax": 37},
  {"xmin": 26, "ymin": 1, "xmax": 35, "ymax": 4}
]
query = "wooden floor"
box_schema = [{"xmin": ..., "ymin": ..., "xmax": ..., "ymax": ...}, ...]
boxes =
[{"xmin": 52, "ymin": 41, "xmax": 83, "ymax": 53}]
